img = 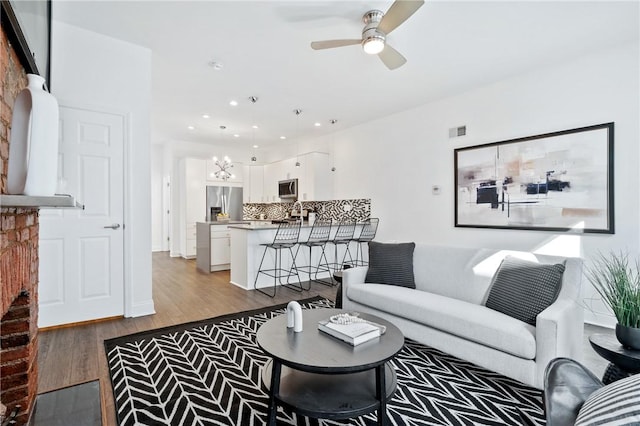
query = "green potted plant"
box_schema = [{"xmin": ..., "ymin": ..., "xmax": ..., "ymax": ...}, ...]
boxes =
[{"xmin": 586, "ymin": 251, "xmax": 640, "ymax": 350}]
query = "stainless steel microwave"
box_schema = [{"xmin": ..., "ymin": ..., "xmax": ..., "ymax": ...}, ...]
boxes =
[{"xmin": 278, "ymin": 178, "xmax": 298, "ymax": 200}]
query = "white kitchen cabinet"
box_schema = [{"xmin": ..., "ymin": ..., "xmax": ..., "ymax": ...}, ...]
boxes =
[
  {"xmin": 211, "ymin": 236, "xmax": 230, "ymax": 266},
  {"xmin": 263, "ymin": 163, "xmax": 279, "ymax": 203},
  {"xmin": 184, "ymin": 223, "xmax": 198, "ymax": 258},
  {"xmin": 210, "ymin": 225, "xmax": 230, "ymax": 270},
  {"xmin": 251, "ymin": 166, "xmax": 265, "ymax": 203},
  {"xmin": 301, "ymin": 152, "xmax": 331, "ymax": 201},
  {"xmin": 178, "ymin": 158, "xmax": 206, "ymax": 258},
  {"xmin": 266, "ymin": 157, "xmax": 301, "ymax": 201},
  {"xmin": 184, "ymin": 158, "xmax": 206, "ymax": 224},
  {"xmin": 242, "ymin": 165, "xmax": 251, "ymax": 203},
  {"xmin": 243, "ymin": 152, "xmax": 332, "ymax": 204},
  {"xmin": 243, "ymin": 165, "xmax": 265, "ymax": 203},
  {"xmin": 277, "ymin": 153, "xmax": 331, "ymax": 202}
]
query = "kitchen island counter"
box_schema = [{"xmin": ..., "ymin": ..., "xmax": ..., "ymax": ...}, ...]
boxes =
[
  {"xmin": 196, "ymin": 221, "xmax": 250, "ymax": 273},
  {"xmin": 228, "ymin": 222, "xmax": 315, "ymax": 231},
  {"xmin": 199, "ymin": 220, "xmax": 251, "ymax": 225}
]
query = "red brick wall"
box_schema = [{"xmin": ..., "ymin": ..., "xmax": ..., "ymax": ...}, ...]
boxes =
[{"xmin": 1, "ymin": 24, "xmax": 39, "ymax": 426}]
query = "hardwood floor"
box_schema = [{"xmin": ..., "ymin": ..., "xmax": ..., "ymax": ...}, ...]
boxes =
[{"xmin": 37, "ymin": 252, "xmax": 338, "ymax": 426}]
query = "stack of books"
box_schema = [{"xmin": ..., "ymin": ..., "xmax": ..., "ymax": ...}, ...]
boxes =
[{"xmin": 318, "ymin": 317, "xmax": 382, "ymax": 346}]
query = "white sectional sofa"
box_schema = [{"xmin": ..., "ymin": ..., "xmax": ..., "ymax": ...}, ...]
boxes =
[{"xmin": 341, "ymin": 243, "xmax": 584, "ymax": 389}]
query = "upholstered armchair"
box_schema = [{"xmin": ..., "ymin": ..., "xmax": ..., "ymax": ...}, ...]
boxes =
[{"xmin": 541, "ymin": 357, "xmax": 640, "ymax": 425}]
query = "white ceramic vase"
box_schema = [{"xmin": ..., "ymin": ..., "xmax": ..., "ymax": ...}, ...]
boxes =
[{"xmin": 7, "ymin": 74, "xmax": 59, "ymax": 196}]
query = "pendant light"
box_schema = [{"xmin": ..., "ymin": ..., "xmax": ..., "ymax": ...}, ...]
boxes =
[
  {"xmin": 330, "ymin": 119, "xmax": 337, "ymax": 172},
  {"xmin": 212, "ymin": 125, "xmax": 234, "ymax": 181},
  {"xmin": 294, "ymin": 109, "xmax": 302, "ymax": 167},
  {"xmin": 249, "ymin": 96, "xmax": 258, "ymax": 162}
]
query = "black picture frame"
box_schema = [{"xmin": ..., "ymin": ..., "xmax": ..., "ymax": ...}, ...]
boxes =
[
  {"xmin": 1, "ymin": 0, "xmax": 52, "ymax": 90},
  {"xmin": 454, "ymin": 123, "xmax": 614, "ymax": 234}
]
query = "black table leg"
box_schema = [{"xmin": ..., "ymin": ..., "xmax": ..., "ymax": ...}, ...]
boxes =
[
  {"xmin": 376, "ymin": 364, "xmax": 387, "ymax": 426},
  {"xmin": 267, "ymin": 359, "xmax": 282, "ymax": 426}
]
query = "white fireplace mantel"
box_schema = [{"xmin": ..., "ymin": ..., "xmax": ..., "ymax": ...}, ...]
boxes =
[{"xmin": 0, "ymin": 194, "xmax": 83, "ymax": 209}]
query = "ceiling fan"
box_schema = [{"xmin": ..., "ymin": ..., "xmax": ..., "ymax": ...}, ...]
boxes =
[{"xmin": 310, "ymin": 0, "xmax": 425, "ymax": 70}]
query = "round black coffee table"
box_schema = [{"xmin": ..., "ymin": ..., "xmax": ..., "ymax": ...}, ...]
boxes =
[
  {"xmin": 256, "ymin": 308, "xmax": 404, "ymax": 426},
  {"xmin": 589, "ymin": 333, "xmax": 640, "ymax": 384}
]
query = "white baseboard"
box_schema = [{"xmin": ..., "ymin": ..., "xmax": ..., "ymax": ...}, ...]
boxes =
[{"xmin": 127, "ymin": 299, "xmax": 156, "ymax": 318}]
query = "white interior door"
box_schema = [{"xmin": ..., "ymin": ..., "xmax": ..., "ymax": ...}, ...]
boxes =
[{"xmin": 38, "ymin": 106, "xmax": 125, "ymax": 327}]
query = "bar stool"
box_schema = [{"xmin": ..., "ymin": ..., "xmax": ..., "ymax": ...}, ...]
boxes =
[
  {"xmin": 328, "ymin": 220, "xmax": 356, "ymax": 273},
  {"xmin": 253, "ymin": 221, "xmax": 303, "ymax": 297},
  {"xmin": 293, "ymin": 219, "xmax": 333, "ymax": 287},
  {"xmin": 353, "ymin": 217, "xmax": 379, "ymax": 266}
]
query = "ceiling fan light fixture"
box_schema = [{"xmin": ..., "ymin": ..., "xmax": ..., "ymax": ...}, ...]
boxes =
[{"xmin": 362, "ymin": 35, "xmax": 385, "ymax": 55}]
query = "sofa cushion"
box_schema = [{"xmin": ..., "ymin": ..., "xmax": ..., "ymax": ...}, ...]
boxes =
[
  {"xmin": 485, "ymin": 256, "xmax": 565, "ymax": 325},
  {"xmin": 365, "ymin": 241, "xmax": 416, "ymax": 288},
  {"xmin": 347, "ymin": 283, "xmax": 537, "ymax": 359},
  {"xmin": 412, "ymin": 245, "xmax": 497, "ymax": 304},
  {"xmin": 574, "ymin": 373, "xmax": 640, "ymax": 425}
]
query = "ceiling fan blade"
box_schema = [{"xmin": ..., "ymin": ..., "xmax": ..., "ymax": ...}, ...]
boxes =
[
  {"xmin": 378, "ymin": 44, "xmax": 407, "ymax": 70},
  {"xmin": 377, "ymin": 0, "xmax": 425, "ymax": 35},
  {"xmin": 310, "ymin": 39, "xmax": 361, "ymax": 50}
]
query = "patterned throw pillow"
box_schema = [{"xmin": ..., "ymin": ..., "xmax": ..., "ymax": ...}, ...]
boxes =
[
  {"xmin": 575, "ymin": 373, "xmax": 640, "ymax": 425},
  {"xmin": 485, "ymin": 256, "xmax": 565, "ymax": 325},
  {"xmin": 364, "ymin": 241, "xmax": 416, "ymax": 288}
]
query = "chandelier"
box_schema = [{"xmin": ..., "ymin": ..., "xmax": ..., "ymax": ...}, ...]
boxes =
[{"xmin": 212, "ymin": 156, "xmax": 234, "ymax": 181}]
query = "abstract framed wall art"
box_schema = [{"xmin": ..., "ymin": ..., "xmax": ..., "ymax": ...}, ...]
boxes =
[{"xmin": 454, "ymin": 122, "xmax": 614, "ymax": 233}]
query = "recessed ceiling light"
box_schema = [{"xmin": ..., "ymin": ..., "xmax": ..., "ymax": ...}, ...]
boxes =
[
  {"xmin": 314, "ymin": 122, "xmax": 321, "ymax": 127},
  {"xmin": 202, "ymin": 114, "xmax": 210, "ymax": 119},
  {"xmin": 280, "ymin": 136, "xmax": 286, "ymax": 140},
  {"xmin": 187, "ymin": 126, "xmax": 195, "ymax": 130},
  {"xmin": 252, "ymin": 125, "xmax": 259, "ymax": 129},
  {"xmin": 229, "ymin": 100, "xmax": 238, "ymax": 106},
  {"xmin": 253, "ymin": 145, "xmax": 259, "ymax": 149},
  {"xmin": 233, "ymin": 134, "xmax": 240, "ymax": 138}
]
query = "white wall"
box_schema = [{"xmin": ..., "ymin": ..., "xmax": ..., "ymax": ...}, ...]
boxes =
[
  {"xmin": 51, "ymin": 21, "xmax": 155, "ymax": 317},
  {"xmin": 327, "ymin": 42, "xmax": 639, "ymax": 327}
]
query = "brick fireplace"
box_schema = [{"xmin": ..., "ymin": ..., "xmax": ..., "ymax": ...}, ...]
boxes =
[{"xmin": 1, "ymin": 26, "xmax": 39, "ymax": 425}]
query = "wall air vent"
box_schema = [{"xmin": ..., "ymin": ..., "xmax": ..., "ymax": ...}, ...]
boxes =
[{"xmin": 449, "ymin": 125, "xmax": 467, "ymax": 138}]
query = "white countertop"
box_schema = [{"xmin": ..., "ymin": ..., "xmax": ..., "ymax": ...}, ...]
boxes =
[
  {"xmin": 229, "ymin": 222, "xmax": 317, "ymax": 230},
  {"xmin": 197, "ymin": 221, "xmax": 251, "ymax": 226},
  {"xmin": 229, "ymin": 221, "xmax": 369, "ymax": 230}
]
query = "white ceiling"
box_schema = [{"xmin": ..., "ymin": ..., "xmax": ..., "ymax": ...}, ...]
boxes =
[{"xmin": 52, "ymin": 1, "xmax": 639, "ymax": 151}]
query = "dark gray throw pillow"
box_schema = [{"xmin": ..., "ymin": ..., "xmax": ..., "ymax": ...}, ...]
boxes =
[
  {"xmin": 485, "ymin": 256, "xmax": 565, "ymax": 325},
  {"xmin": 364, "ymin": 241, "xmax": 416, "ymax": 288}
]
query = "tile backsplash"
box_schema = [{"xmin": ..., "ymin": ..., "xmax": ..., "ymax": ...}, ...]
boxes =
[{"xmin": 243, "ymin": 199, "xmax": 371, "ymax": 222}]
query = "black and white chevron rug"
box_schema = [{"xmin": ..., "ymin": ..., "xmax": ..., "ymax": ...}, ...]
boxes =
[{"xmin": 105, "ymin": 297, "xmax": 545, "ymax": 425}]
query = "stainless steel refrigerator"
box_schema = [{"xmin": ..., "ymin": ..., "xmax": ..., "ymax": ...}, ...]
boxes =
[{"xmin": 206, "ymin": 186, "xmax": 244, "ymax": 221}]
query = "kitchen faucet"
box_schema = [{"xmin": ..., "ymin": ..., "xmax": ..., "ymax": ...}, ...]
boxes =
[{"xmin": 292, "ymin": 200, "xmax": 304, "ymax": 224}]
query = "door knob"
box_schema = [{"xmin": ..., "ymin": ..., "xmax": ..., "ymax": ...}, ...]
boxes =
[{"xmin": 104, "ymin": 223, "xmax": 121, "ymax": 229}]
